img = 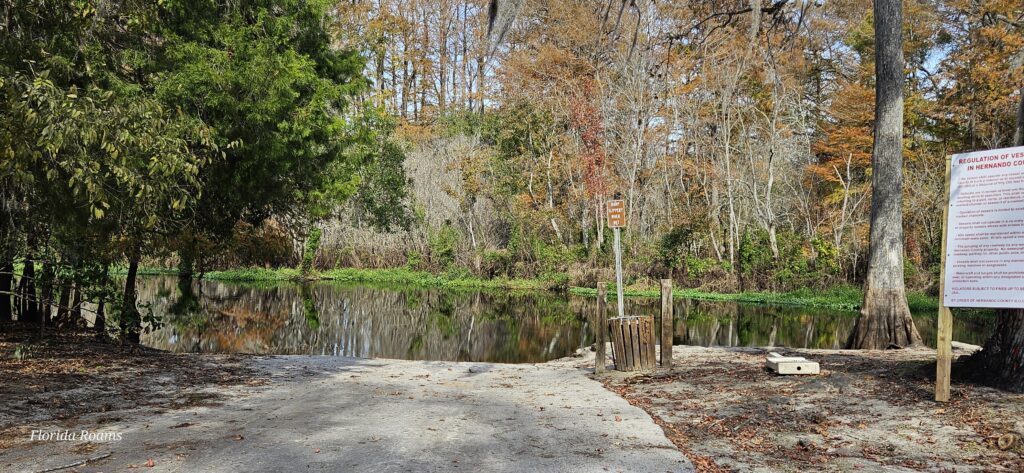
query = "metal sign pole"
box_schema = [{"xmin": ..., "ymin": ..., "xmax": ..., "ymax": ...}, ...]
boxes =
[{"xmin": 613, "ymin": 227, "xmax": 625, "ymax": 318}]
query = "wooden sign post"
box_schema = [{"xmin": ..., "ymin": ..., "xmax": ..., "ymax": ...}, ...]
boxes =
[
  {"xmin": 606, "ymin": 200, "xmax": 626, "ymax": 318},
  {"xmin": 936, "ymin": 156, "xmax": 953, "ymax": 402},
  {"xmin": 937, "ymin": 145, "xmax": 1024, "ymax": 402}
]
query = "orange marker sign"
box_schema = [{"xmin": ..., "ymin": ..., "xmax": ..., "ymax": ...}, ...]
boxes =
[{"xmin": 606, "ymin": 200, "xmax": 626, "ymax": 228}]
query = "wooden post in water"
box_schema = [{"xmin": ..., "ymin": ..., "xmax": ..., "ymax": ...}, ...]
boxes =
[
  {"xmin": 660, "ymin": 279, "xmax": 673, "ymax": 368},
  {"xmin": 936, "ymin": 156, "xmax": 953, "ymax": 402},
  {"xmin": 595, "ymin": 282, "xmax": 608, "ymax": 374}
]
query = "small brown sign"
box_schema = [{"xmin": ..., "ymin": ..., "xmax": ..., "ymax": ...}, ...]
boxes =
[{"xmin": 606, "ymin": 200, "xmax": 626, "ymax": 228}]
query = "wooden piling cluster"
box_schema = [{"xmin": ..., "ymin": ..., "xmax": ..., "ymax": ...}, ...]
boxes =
[{"xmin": 594, "ymin": 279, "xmax": 674, "ymax": 373}]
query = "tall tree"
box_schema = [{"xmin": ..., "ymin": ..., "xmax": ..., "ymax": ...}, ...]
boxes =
[
  {"xmin": 157, "ymin": 0, "xmax": 370, "ymax": 282},
  {"xmin": 848, "ymin": 0, "xmax": 923, "ymax": 349}
]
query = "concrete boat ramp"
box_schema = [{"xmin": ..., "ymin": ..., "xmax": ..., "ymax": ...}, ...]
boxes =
[{"xmin": 4, "ymin": 355, "xmax": 693, "ymax": 472}]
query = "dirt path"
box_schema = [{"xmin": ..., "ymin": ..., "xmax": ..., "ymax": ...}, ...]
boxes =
[
  {"xmin": 1, "ymin": 354, "xmax": 692, "ymax": 472},
  {"xmin": 607, "ymin": 345, "xmax": 1024, "ymax": 472}
]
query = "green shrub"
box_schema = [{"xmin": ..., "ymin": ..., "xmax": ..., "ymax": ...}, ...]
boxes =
[
  {"xmin": 428, "ymin": 223, "xmax": 460, "ymax": 269},
  {"xmin": 685, "ymin": 256, "xmax": 717, "ymax": 279},
  {"xmin": 811, "ymin": 237, "xmax": 840, "ymax": 274},
  {"xmin": 540, "ymin": 271, "xmax": 570, "ymax": 290},
  {"xmin": 300, "ymin": 228, "xmax": 322, "ymax": 276},
  {"xmin": 405, "ymin": 250, "xmax": 425, "ymax": 271},
  {"xmin": 738, "ymin": 229, "xmax": 836, "ymax": 290},
  {"xmin": 658, "ymin": 225, "xmax": 693, "ymax": 271},
  {"xmin": 482, "ymin": 249, "xmax": 513, "ymax": 277}
]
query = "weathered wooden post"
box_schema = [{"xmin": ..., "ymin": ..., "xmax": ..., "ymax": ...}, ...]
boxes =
[
  {"xmin": 660, "ymin": 279, "xmax": 673, "ymax": 368},
  {"xmin": 595, "ymin": 282, "xmax": 608, "ymax": 374},
  {"xmin": 936, "ymin": 156, "xmax": 953, "ymax": 402}
]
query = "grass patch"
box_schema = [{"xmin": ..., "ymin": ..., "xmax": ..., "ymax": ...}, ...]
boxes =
[
  {"xmin": 319, "ymin": 268, "xmax": 551, "ymax": 291},
  {"xmin": 202, "ymin": 268, "xmax": 301, "ymax": 282}
]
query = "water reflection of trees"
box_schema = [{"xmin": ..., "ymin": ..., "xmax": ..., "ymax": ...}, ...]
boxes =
[
  {"xmin": 138, "ymin": 276, "xmax": 995, "ymax": 358},
  {"xmin": 138, "ymin": 277, "xmax": 589, "ymax": 362},
  {"xmin": 574, "ymin": 298, "xmax": 993, "ymax": 350}
]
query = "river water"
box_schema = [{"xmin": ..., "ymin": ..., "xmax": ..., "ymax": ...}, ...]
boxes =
[{"xmin": 137, "ymin": 276, "xmax": 994, "ymax": 363}]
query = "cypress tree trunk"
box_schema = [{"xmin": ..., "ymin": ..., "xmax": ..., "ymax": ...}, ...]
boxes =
[
  {"xmin": 972, "ymin": 310, "xmax": 1024, "ymax": 392},
  {"xmin": 968, "ymin": 87, "xmax": 1024, "ymax": 391},
  {"xmin": 120, "ymin": 252, "xmax": 141, "ymax": 344},
  {"xmin": 0, "ymin": 258, "xmax": 11, "ymax": 322},
  {"xmin": 848, "ymin": 0, "xmax": 922, "ymax": 349}
]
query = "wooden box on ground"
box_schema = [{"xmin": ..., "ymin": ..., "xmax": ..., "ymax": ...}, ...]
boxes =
[
  {"xmin": 608, "ymin": 316, "xmax": 656, "ymax": 372},
  {"xmin": 765, "ymin": 352, "xmax": 820, "ymax": 375}
]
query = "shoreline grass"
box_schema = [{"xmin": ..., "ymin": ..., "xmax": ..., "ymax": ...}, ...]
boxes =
[{"xmin": 121, "ymin": 266, "xmax": 941, "ymax": 312}]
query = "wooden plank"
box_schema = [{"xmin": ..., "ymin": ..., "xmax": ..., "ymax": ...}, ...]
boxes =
[
  {"xmin": 638, "ymin": 315, "xmax": 647, "ymax": 370},
  {"xmin": 622, "ymin": 317, "xmax": 630, "ymax": 368},
  {"xmin": 635, "ymin": 318, "xmax": 646, "ymax": 369},
  {"xmin": 595, "ymin": 282, "xmax": 607, "ymax": 374},
  {"xmin": 626, "ymin": 319, "xmax": 634, "ymax": 370},
  {"xmin": 645, "ymin": 316, "xmax": 657, "ymax": 370},
  {"xmin": 660, "ymin": 279, "xmax": 673, "ymax": 367},
  {"xmin": 609, "ymin": 319, "xmax": 624, "ymax": 370},
  {"xmin": 936, "ymin": 156, "xmax": 953, "ymax": 403}
]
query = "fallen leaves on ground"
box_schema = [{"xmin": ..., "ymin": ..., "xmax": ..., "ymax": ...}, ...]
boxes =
[
  {"xmin": 0, "ymin": 327, "xmax": 267, "ymax": 446},
  {"xmin": 600, "ymin": 347, "xmax": 1024, "ymax": 473}
]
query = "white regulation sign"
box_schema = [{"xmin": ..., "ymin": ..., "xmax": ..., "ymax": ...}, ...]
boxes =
[{"xmin": 944, "ymin": 145, "xmax": 1024, "ymax": 308}]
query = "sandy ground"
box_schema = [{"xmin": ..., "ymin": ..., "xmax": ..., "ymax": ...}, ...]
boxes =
[
  {"xmin": 606, "ymin": 344, "xmax": 1024, "ymax": 472},
  {"xmin": 1, "ymin": 352, "xmax": 692, "ymax": 472}
]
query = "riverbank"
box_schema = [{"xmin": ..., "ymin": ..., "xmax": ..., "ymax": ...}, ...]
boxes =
[
  {"xmin": 130, "ymin": 266, "xmax": 941, "ymax": 312},
  {"xmin": 0, "ymin": 329, "xmax": 691, "ymax": 472}
]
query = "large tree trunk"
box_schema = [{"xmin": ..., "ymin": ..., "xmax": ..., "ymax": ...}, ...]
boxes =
[
  {"xmin": 120, "ymin": 252, "xmax": 141, "ymax": 344},
  {"xmin": 968, "ymin": 87, "xmax": 1024, "ymax": 391},
  {"xmin": 970, "ymin": 309, "xmax": 1024, "ymax": 392},
  {"xmin": 848, "ymin": 0, "xmax": 922, "ymax": 349}
]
